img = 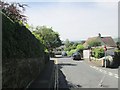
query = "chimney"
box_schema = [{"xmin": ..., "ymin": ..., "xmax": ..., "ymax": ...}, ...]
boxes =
[{"xmin": 98, "ymin": 33, "xmax": 101, "ymax": 38}]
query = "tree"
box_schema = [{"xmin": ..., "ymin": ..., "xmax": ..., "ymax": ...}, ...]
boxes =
[
  {"xmin": 0, "ymin": 1, "xmax": 28, "ymax": 24},
  {"xmin": 32, "ymin": 26, "xmax": 62, "ymax": 52},
  {"xmin": 76, "ymin": 44, "xmax": 84, "ymax": 50},
  {"xmin": 64, "ymin": 39, "xmax": 70, "ymax": 48},
  {"xmin": 88, "ymin": 40, "xmax": 101, "ymax": 47}
]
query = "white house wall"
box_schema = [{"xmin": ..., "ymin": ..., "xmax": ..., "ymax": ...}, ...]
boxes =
[{"xmin": 83, "ymin": 50, "xmax": 90, "ymax": 59}]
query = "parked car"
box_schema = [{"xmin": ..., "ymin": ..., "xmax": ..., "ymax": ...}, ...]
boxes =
[
  {"xmin": 61, "ymin": 51, "xmax": 67, "ymax": 56},
  {"xmin": 72, "ymin": 52, "xmax": 81, "ymax": 60}
]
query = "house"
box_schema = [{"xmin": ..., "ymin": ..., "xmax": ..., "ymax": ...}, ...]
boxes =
[
  {"xmin": 83, "ymin": 34, "xmax": 117, "ymax": 58},
  {"xmin": 83, "ymin": 34, "xmax": 117, "ymax": 48}
]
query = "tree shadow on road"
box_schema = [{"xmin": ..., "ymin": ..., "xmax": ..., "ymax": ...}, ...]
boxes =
[{"xmin": 58, "ymin": 64, "xmax": 82, "ymax": 89}]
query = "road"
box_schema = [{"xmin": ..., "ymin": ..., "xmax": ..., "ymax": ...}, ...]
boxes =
[{"xmin": 54, "ymin": 56, "xmax": 118, "ymax": 89}]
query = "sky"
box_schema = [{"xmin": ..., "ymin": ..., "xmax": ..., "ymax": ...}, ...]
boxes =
[{"xmin": 7, "ymin": 0, "xmax": 118, "ymax": 41}]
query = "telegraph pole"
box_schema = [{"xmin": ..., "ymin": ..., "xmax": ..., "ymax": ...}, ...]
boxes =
[
  {"xmin": 104, "ymin": 45, "xmax": 107, "ymax": 68},
  {"xmin": 98, "ymin": 45, "xmax": 107, "ymax": 87}
]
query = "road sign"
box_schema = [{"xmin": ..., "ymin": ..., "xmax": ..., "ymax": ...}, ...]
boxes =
[{"xmin": 104, "ymin": 45, "xmax": 107, "ymax": 51}]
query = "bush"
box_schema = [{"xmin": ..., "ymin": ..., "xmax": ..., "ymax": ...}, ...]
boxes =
[
  {"xmin": 76, "ymin": 44, "xmax": 84, "ymax": 50},
  {"xmin": 113, "ymin": 50, "xmax": 120, "ymax": 66},
  {"xmin": 49, "ymin": 52, "xmax": 55, "ymax": 57},
  {"xmin": 67, "ymin": 49, "xmax": 77, "ymax": 56},
  {"xmin": 92, "ymin": 48, "xmax": 105, "ymax": 58},
  {"xmin": 44, "ymin": 52, "xmax": 50, "ymax": 64},
  {"xmin": 2, "ymin": 13, "xmax": 48, "ymax": 88}
]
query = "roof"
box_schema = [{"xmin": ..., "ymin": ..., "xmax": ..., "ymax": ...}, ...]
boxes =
[
  {"xmin": 101, "ymin": 37, "xmax": 117, "ymax": 47},
  {"xmin": 83, "ymin": 36, "xmax": 102, "ymax": 48},
  {"xmin": 83, "ymin": 36, "xmax": 117, "ymax": 48}
]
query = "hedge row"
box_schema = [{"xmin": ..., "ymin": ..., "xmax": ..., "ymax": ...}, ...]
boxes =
[
  {"xmin": 91, "ymin": 48, "xmax": 105, "ymax": 59},
  {"xmin": 2, "ymin": 13, "xmax": 49, "ymax": 88}
]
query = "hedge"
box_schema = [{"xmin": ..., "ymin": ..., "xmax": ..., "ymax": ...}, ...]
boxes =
[
  {"xmin": 92, "ymin": 48, "xmax": 105, "ymax": 58},
  {"xmin": 2, "ymin": 13, "xmax": 49, "ymax": 88}
]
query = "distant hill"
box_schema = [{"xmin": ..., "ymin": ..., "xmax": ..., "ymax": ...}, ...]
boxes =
[{"xmin": 62, "ymin": 40, "xmax": 86, "ymax": 44}]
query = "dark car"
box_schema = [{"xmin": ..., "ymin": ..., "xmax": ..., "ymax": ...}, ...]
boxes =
[
  {"xmin": 72, "ymin": 52, "xmax": 81, "ymax": 60},
  {"xmin": 61, "ymin": 51, "xmax": 67, "ymax": 56}
]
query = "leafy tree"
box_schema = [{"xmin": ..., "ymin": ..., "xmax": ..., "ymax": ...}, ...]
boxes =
[
  {"xmin": 64, "ymin": 39, "xmax": 71, "ymax": 48},
  {"xmin": 0, "ymin": 1, "xmax": 28, "ymax": 24},
  {"xmin": 76, "ymin": 44, "xmax": 84, "ymax": 50},
  {"xmin": 32, "ymin": 26, "xmax": 62, "ymax": 52},
  {"xmin": 88, "ymin": 40, "xmax": 101, "ymax": 47}
]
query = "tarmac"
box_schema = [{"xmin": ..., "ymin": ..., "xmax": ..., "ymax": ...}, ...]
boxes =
[
  {"xmin": 26, "ymin": 57, "xmax": 102, "ymax": 89},
  {"xmin": 26, "ymin": 59, "xmax": 55, "ymax": 89}
]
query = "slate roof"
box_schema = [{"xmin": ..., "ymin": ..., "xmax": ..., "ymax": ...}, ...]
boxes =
[
  {"xmin": 83, "ymin": 36, "xmax": 117, "ymax": 48},
  {"xmin": 101, "ymin": 37, "xmax": 117, "ymax": 47}
]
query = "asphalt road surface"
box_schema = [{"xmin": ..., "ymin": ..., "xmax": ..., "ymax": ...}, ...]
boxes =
[{"xmin": 54, "ymin": 56, "xmax": 118, "ymax": 89}]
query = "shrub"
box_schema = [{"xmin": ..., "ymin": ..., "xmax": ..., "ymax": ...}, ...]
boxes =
[
  {"xmin": 67, "ymin": 49, "xmax": 77, "ymax": 56},
  {"xmin": 76, "ymin": 44, "xmax": 84, "ymax": 50},
  {"xmin": 92, "ymin": 48, "xmax": 105, "ymax": 58},
  {"xmin": 2, "ymin": 13, "xmax": 48, "ymax": 88}
]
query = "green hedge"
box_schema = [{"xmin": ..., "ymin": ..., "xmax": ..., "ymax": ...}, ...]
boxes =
[
  {"xmin": 92, "ymin": 48, "xmax": 105, "ymax": 58},
  {"xmin": 2, "ymin": 13, "xmax": 49, "ymax": 88},
  {"xmin": 113, "ymin": 50, "xmax": 120, "ymax": 66}
]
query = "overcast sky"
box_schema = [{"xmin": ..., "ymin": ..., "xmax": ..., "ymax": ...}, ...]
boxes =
[{"xmin": 7, "ymin": 0, "xmax": 118, "ymax": 41}]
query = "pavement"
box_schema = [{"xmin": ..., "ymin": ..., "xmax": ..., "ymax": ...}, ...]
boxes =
[
  {"xmin": 27, "ymin": 59, "xmax": 55, "ymax": 89},
  {"xmin": 84, "ymin": 58, "xmax": 102, "ymax": 67}
]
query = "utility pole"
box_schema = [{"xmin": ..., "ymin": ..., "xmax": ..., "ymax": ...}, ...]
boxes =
[
  {"xmin": 98, "ymin": 45, "xmax": 107, "ymax": 87},
  {"xmin": 104, "ymin": 45, "xmax": 107, "ymax": 68}
]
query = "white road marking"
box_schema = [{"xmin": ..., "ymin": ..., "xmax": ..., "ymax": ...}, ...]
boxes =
[
  {"xmin": 95, "ymin": 67, "xmax": 99, "ymax": 70},
  {"xmin": 114, "ymin": 74, "xmax": 119, "ymax": 78},
  {"xmin": 108, "ymin": 72, "xmax": 113, "ymax": 76},
  {"xmin": 89, "ymin": 65, "xmax": 119, "ymax": 78},
  {"xmin": 99, "ymin": 69, "xmax": 103, "ymax": 72},
  {"xmin": 102, "ymin": 70, "xmax": 107, "ymax": 74},
  {"xmin": 90, "ymin": 65, "xmax": 93, "ymax": 68},
  {"xmin": 93, "ymin": 66, "xmax": 96, "ymax": 69},
  {"xmin": 115, "ymin": 74, "xmax": 118, "ymax": 76},
  {"xmin": 114, "ymin": 75, "xmax": 119, "ymax": 78}
]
